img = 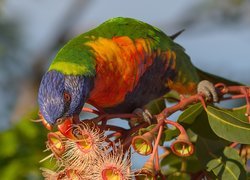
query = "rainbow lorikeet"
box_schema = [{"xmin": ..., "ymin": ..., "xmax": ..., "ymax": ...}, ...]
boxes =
[{"xmin": 38, "ymin": 17, "xmax": 232, "ymax": 130}]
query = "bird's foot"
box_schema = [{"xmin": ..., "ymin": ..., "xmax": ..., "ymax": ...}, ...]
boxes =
[
  {"xmin": 131, "ymin": 108, "xmax": 154, "ymax": 126},
  {"xmin": 197, "ymin": 80, "xmax": 218, "ymax": 102}
]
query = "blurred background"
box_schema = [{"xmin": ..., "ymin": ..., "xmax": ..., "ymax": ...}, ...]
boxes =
[{"xmin": 0, "ymin": 0, "xmax": 249, "ymax": 179}]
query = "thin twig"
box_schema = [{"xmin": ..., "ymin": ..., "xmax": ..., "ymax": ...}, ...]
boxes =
[{"xmin": 151, "ymin": 124, "xmax": 164, "ymax": 167}]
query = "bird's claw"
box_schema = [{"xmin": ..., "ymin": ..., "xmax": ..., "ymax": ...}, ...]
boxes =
[
  {"xmin": 197, "ymin": 80, "xmax": 218, "ymax": 102},
  {"xmin": 132, "ymin": 108, "xmax": 153, "ymax": 125}
]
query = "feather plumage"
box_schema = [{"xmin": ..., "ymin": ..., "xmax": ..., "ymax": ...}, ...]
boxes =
[{"xmin": 38, "ymin": 17, "xmax": 215, "ymax": 125}]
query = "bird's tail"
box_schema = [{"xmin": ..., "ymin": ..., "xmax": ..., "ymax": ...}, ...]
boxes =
[{"xmin": 196, "ymin": 67, "xmax": 243, "ymax": 86}]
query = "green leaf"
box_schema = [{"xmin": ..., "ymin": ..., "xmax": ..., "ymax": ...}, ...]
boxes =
[
  {"xmin": 163, "ymin": 90, "xmax": 180, "ymax": 102},
  {"xmin": 186, "ymin": 129, "xmax": 197, "ymax": 142},
  {"xmin": 0, "ymin": 109, "xmax": 52, "ymax": 179},
  {"xmin": 195, "ymin": 137, "xmax": 246, "ymax": 179},
  {"xmin": 221, "ymin": 105, "xmax": 248, "ymax": 123},
  {"xmin": 0, "ymin": 161, "xmax": 23, "ymax": 180},
  {"xmin": 161, "ymin": 153, "xmax": 202, "ymax": 175},
  {"xmin": 178, "ymin": 103, "xmax": 203, "ymax": 124},
  {"xmin": 144, "ymin": 97, "xmax": 166, "ymax": 115},
  {"xmin": 207, "ymin": 158, "xmax": 223, "ymax": 171},
  {"xmin": 206, "ymin": 105, "xmax": 250, "ymax": 144},
  {"xmin": 188, "ymin": 110, "xmax": 220, "ymax": 140},
  {"xmin": 162, "ymin": 128, "xmax": 180, "ymax": 142},
  {"xmin": 195, "ymin": 136, "xmax": 230, "ymax": 167},
  {"xmin": 138, "ymin": 124, "xmax": 156, "ymax": 135},
  {"xmin": 0, "ymin": 131, "xmax": 18, "ymax": 158},
  {"xmin": 16, "ymin": 118, "xmax": 39, "ymax": 139},
  {"xmin": 159, "ymin": 127, "xmax": 180, "ymax": 146},
  {"xmin": 167, "ymin": 172, "xmax": 191, "ymax": 180},
  {"xmin": 206, "ymin": 147, "xmax": 246, "ymax": 180}
]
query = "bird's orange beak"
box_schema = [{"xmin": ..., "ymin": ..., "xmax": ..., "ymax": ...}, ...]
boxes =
[
  {"xmin": 57, "ymin": 115, "xmax": 80, "ymax": 139},
  {"xmin": 57, "ymin": 118, "xmax": 73, "ymax": 138},
  {"xmin": 38, "ymin": 112, "xmax": 53, "ymax": 131},
  {"xmin": 38, "ymin": 112, "xmax": 80, "ymax": 138},
  {"xmin": 42, "ymin": 118, "xmax": 53, "ymax": 131}
]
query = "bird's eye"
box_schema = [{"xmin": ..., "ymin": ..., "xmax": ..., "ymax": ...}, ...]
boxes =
[
  {"xmin": 63, "ymin": 92, "xmax": 71, "ymax": 102},
  {"xmin": 56, "ymin": 118, "xmax": 64, "ymax": 125}
]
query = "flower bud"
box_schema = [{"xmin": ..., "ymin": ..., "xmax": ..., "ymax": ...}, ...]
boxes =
[
  {"xmin": 170, "ymin": 134, "xmax": 194, "ymax": 157},
  {"xmin": 132, "ymin": 131, "xmax": 154, "ymax": 156},
  {"xmin": 47, "ymin": 131, "xmax": 65, "ymax": 158},
  {"xmin": 134, "ymin": 160, "xmax": 157, "ymax": 180}
]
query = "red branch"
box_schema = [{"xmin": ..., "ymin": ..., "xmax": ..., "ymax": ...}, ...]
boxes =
[{"xmin": 80, "ymin": 84, "xmax": 250, "ymax": 152}]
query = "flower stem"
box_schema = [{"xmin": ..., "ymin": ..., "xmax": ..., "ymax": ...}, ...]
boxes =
[
  {"xmin": 164, "ymin": 119, "xmax": 187, "ymax": 136},
  {"xmin": 153, "ymin": 130, "xmax": 162, "ymax": 172},
  {"xmin": 181, "ymin": 158, "xmax": 187, "ymax": 172}
]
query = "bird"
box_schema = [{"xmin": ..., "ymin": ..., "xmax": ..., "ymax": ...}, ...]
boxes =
[{"xmin": 38, "ymin": 17, "xmax": 236, "ymax": 130}]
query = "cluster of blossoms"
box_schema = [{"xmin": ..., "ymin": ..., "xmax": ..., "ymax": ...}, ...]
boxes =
[
  {"xmin": 41, "ymin": 123, "xmax": 132, "ymax": 179},
  {"xmin": 39, "ymin": 113, "xmax": 195, "ymax": 180}
]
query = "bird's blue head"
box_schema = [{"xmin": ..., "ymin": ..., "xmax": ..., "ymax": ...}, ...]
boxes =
[{"xmin": 38, "ymin": 70, "xmax": 92, "ymax": 130}]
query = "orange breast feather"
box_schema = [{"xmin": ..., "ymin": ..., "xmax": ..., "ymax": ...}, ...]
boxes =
[{"xmin": 86, "ymin": 36, "xmax": 157, "ymax": 108}]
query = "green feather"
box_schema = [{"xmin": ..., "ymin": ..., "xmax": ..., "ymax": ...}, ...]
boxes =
[
  {"xmin": 48, "ymin": 17, "xmax": 196, "ymax": 82},
  {"xmin": 49, "ymin": 35, "xmax": 96, "ymax": 76},
  {"xmin": 49, "ymin": 17, "xmax": 180, "ymax": 76},
  {"xmin": 85, "ymin": 17, "xmax": 174, "ymax": 50}
]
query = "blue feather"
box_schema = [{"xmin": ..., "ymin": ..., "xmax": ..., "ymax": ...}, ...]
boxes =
[{"xmin": 38, "ymin": 70, "xmax": 92, "ymax": 125}]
